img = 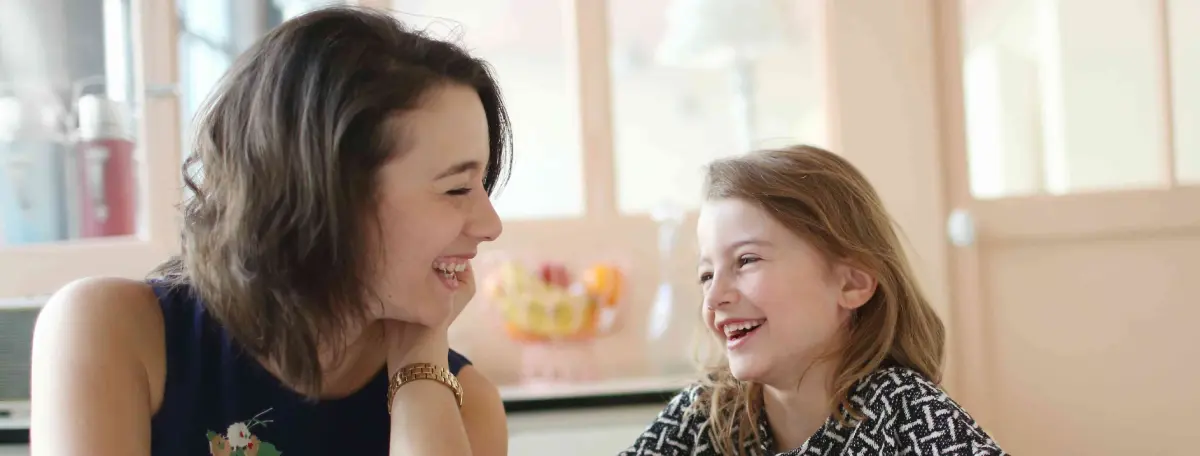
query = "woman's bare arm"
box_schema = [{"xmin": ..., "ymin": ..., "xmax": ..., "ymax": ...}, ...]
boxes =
[
  {"xmin": 386, "ymin": 323, "xmax": 473, "ymax": 456},
  {"xmin": 30, "ymin": 277, "xmax": 166, "ymax": 456},
  {"xmin": 458, "ymin": 365, "xmax": 508, "ymax": 456}
]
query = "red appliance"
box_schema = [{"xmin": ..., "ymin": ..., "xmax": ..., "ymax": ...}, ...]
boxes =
[{"xmin": 74, "ymin": 94, "xmax": 136, "ymax": 238}]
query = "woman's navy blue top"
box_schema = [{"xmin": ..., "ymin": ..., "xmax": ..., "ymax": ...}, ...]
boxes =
[{"xmin": 148, "ymin": 282, "xmax": 471, "ymax": 456}]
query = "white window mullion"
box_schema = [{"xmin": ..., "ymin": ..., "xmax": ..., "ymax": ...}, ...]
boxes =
[
  {"xmin": 135, "ymin": 0, "xmax": 183, "ymax": 255},
  {"xmin": 569, "ymin": 0, "xmax": 617, "ymax": 219}
]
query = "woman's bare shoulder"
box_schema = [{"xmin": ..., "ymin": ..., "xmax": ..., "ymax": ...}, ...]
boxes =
[
  {"xmin": 40, "ymin": 276, "xmax": 165, "ymax": 337},
  {"xmin": 34, "ymin": 276, "xmax": 167, "ymax": 406}
]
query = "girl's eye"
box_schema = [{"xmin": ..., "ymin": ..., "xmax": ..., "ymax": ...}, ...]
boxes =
[
  {"xmin": 447, "ymin": 188, "xmax": 471, "ymax": 196},
  {"xmin": 698, "ymin": 272, "xmax": 713, "ymax": 284},
  {"xmin": 738, "ymin": 256, "xmax": 760, "ymax": 266}
]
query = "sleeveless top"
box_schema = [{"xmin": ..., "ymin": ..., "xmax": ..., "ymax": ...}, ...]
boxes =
[{"xmin": 148, "ymin": 282, "xmax": 472, "ymax": 456}]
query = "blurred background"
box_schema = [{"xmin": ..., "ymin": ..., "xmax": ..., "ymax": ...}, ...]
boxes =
[{"xmin": 0, "ymin": 0, "xmax": 1197, "ymax": 454}]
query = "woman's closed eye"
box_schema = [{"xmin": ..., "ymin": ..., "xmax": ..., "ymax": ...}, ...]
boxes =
[{"xmin": 446, "ymin": 187, "xmax": 472, "ymax": 196}]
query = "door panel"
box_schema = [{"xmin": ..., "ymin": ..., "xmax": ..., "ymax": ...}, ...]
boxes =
[{"xmin": 983, "ymin": 234, "xmax": 1200, "ymax": 454}]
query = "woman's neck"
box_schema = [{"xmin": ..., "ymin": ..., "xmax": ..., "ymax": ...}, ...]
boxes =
[
  {"xmin": 318, "ymin": 320, "xmax": 390, "ymax": 397},
  {"xmin": 761, "ymin": 357, "xmax": 837, "ymax": 452},
  {"xmin": 262, "ymin": 320, "xmax": 389, "ymax": 399}
]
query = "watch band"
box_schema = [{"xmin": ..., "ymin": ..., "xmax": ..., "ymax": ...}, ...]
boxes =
[{"xmin": 387, "ymin": 363, "xmax": 463, "ymax": 414}]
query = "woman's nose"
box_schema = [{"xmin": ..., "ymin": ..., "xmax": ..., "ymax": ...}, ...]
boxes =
[{"xmin": 468, "ymin": 194, "xmax": 502, "ymax": 242}]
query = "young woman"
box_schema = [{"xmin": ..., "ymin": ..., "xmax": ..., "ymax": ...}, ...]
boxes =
[
  {"xmin": 621, "ymin": 146, "xmax": 1006, "ymax": 455},
  {"xmin": 31, "ymin": 7, "xmax": 509, "ymax": 456}
]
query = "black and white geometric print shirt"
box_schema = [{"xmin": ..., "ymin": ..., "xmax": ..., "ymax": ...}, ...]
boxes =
[{"xmin": 619, "ymin": 366, "xmax": 1007, "ymax": 456}]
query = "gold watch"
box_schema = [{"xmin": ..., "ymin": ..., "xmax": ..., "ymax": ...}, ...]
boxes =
[{"xmin": 387, "ymin": 363, "xmax": 463, "ymax": 414}]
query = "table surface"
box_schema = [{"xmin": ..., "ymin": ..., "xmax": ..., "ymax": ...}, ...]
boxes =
[{"xmin": 0, "ymin": 374, "xmax": 695, "ymax": 450}]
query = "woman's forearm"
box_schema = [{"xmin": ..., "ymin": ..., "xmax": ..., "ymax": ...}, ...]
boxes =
[
  {"xmin": 389, "ymin": 377, "xmax": 472, "ymax": 455},
  {"xmin": 386, "ymin": 323, "xmax": 472, "ymax": 456}
]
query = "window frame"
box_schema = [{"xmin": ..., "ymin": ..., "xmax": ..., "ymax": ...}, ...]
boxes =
[
  {"xmin": 0, "ymin": 0, "xmax": 182, "ymax": 298},
  {"xmin": 0, "ymin": 0, "xmax": 821, "ymax": 301}
]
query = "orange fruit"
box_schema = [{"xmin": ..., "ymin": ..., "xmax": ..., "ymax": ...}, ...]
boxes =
[{"xmin": 582, "ymin": 264, "xmax": 623, "ymax": 307}]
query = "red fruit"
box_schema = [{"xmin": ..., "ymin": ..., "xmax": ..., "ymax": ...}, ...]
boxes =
[{"xmin": 538, "ymin": 262, "xmax": 570, "ymax": 288}]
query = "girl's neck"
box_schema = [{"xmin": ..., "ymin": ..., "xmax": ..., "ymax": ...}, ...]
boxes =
[{"xmin": 761, "ymin": 357, "xmax": 837, "ymax": 452}]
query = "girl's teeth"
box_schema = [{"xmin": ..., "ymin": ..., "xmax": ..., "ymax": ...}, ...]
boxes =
[{"xmin": 722, "ymin": 321, "xmax": 763, "ymax": 336}]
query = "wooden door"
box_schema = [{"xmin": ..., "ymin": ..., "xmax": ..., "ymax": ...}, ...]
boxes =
[{"xmin": 939, "ymin": 0, "xmax": 1200, "ymax": 454}]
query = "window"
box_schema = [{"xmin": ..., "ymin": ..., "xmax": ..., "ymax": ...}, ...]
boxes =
[
  {"xmin": 0, "ymin": 0, "xmax": 833, "ymax": 299},
  {"xmin": 607, "ymin": 0, "xmax": 827, "ymax": 214},
  {"xmin": 0, "ymin": 0, "xmax": 140, "ymax": 247},
  {"xmin": 0, "ymin": 0, "xmax": 182, "ymax": 298},
  {"xmin": 390, "ymin": 0, "xmax": 586, "ymax": 220},
  {"xmin": 1169, "ymin": 0, "xmax": 1200, "ymax": 184},
  {"xmin": 960, "ymin": 0, "xmax": 1195, "ymax": 197},
  {"xmin": 177, "ymin": 0, "xmax": 344, "ymax": 159},
  {"xmin": 177, "ymin": 0, "xmax": 233, "ymax": 138}
]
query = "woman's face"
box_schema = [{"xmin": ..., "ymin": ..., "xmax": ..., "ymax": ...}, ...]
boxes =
[
  {"xmin": 367, "ymin": 83, "xmax": 502, "ymax": 326},
  {"xmin": 696, "ymin": 198, "xmax": 875, "ymax": 387}
]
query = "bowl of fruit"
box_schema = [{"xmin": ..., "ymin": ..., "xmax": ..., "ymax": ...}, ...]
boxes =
[{"xmin": 482, "ymin": 259, "xmax": 625, "ymax": 343}]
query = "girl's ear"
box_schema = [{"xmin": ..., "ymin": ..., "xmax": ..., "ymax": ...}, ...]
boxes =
[{"xmin": 837, "ymin": 262, "xmax": 876, "ymax": 310}]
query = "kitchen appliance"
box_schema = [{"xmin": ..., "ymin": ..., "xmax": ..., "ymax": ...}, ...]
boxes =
[
  {"xmin": 72, "ymin": 87, "xmax": 137, "ymax": 238},
  {"xmin": 0, "ymin": 298, "xmax": 40, "ymax": 434}
]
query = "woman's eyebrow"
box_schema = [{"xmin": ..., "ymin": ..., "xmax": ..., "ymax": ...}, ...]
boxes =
[{"xmin": 436, "ymin": 160, "xmax": 481, "ymax": 179}]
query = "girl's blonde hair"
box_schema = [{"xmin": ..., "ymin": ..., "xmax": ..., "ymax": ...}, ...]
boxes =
[{"xmin": 692, "ymin": 145, "xmax": 945, "ymax": 454}]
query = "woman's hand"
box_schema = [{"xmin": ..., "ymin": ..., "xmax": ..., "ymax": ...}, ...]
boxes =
[
  {"xmin": 384, "ymin": 262, "xmax": 476, "ymax": 370},
  {"xmin": 383, "ymin": 265, "xmax": 476, "ymax": 456},
  {"xmin": 445, "ymin": 262, "xmax": 477, "ymax": 326}
]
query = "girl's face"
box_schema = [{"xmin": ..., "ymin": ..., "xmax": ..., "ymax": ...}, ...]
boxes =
[
  {"xmin": 367, "ymin": 84, "xmax": 503, "ymax": 327},
  {"xmin": 696, "ymin": 198, "xmax": 875, "ymax": 386}
]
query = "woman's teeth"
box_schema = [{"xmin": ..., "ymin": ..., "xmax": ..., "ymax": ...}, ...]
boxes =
[{"xmin": 435, "ymin": 262, "xmax": 467, "ymax": 280}]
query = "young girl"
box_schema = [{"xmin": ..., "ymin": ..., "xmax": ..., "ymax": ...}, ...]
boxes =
[{"xmin": 621, "ymin": 146, "xmax": 1006, "ymax": 455}]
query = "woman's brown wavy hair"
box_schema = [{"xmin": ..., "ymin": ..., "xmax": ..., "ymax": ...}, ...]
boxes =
[
  {"xmin": 150, "ymin": 6, "xmax": 512, "ymax": 397},
  {"xmin": 691, "ymin": 145, "xmax": 945, "ymax": 454}
]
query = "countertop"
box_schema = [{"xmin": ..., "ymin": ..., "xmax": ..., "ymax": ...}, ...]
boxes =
[
  {"xmin": 500, "ymin": 375, "xmax": 693, "ymax": 413},
  {"xmin": 0, "ymin": 375, "xmax": 692, "ymax": 445}
]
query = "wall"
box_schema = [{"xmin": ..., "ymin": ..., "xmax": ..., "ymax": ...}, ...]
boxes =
[{"xmin": 823, "ymin": 0, "xmax": 955, "ymax": 389}]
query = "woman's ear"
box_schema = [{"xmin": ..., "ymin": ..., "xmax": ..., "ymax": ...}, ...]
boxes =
[{"xmin": 837, "ymin": 262, "xmax": 877, "ymax": 310}]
